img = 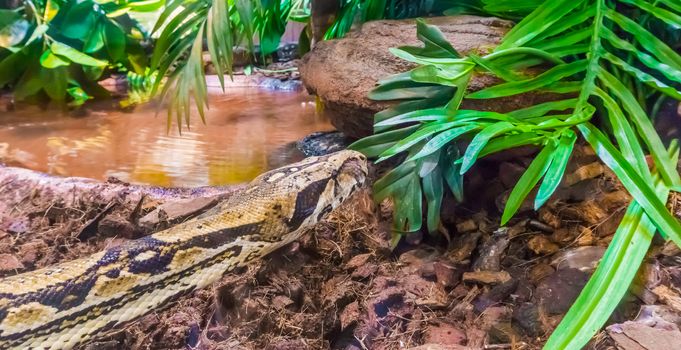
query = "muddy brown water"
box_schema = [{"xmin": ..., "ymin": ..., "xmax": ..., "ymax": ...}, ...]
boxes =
[{"xmin": 0, "ymin": 89, "xmax": 332, "ymax": 187}]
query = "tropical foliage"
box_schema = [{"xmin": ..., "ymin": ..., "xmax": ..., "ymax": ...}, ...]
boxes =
[
  {"xmin": 350, "ymin": 0, "xmax": 681, "ymax": 348},
  {"xmin": 151, "ymin": 0, "xmax": 465, "ymax": 131},
  {"xmin": 0, "ymin": 0, "xmax": 162, "ymax": 106},
  {"xmin": 325, "ymin": 0, "xmax": 460, "ymax": 39}
]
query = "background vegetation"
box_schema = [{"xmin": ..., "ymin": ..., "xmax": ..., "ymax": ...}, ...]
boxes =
[{"xmin": 1, "ymin": 0, "xmax": 681, "ymax": 348}]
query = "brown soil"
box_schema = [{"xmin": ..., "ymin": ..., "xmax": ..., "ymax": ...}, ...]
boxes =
[{"xmin": 2, "ymin": 145, "xmax": 681, "ymax": 350}]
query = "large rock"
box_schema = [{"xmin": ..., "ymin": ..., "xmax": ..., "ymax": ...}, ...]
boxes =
[{"xmin": 300, "ymin": 16, "xmax": 554, "ymax": 139}]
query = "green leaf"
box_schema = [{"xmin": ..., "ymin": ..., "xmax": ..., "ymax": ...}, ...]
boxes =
[
  {"xmin": 442, "ymin": 147, "xmax": 465, "ymax": 202},
  {"xmin": 527, "ymin": 5, "xmax": 596, "ymax": 45},
  {"xmin": 410, "ymin": 63, "xmax": 474, "ymax": 87},
  {"xmin": 61, "ymin": 1, "xmax": 98, "ymax": 40},
  {"xmin": 67, "ymin": 86, "xmax": 92, "ymax": 106},
  {"xmin": 477, "ymin": 133, "xmax": 543, "ymax": 159},
  {"xmin": 593, "ymin": 87, "xmax": 651, "ymax": 179},
  {"xmin": 535, "ymin": 131, "xmax": 576, "ymax": 209},
  {"xmin": 40, "ymin": 49, "xmax": 70, "ymax": 68},
  {"xmin": 507, "ymin": 98, "xmax": 577, "ymax": 119},
  {"xmin": 422, "ymin": 162, "xmax": 444, "ymax": 234},
  {"xmin": 389, "ymin": 47, "xmax": 464, "ymax": 65},
  {"xmin": 394, "ymin": 172, "xmax": 423, "ymax": 233},
  {"xmin": 467, "ymin": 60, "xmax": 587, "ymax": 99},
  {"xmin": 601, "ymin": 27, "xmax": 681, "ymax": 85},
  {"xmin": 620, "ymin": 0, "xmax": 681, "ymax": 29},
  {"xmin": 501, "ymin": 141, "xmax": 557, "ymax": 225},
  {"xmin": 414, "ymin": 18, "xmax": 460, "ymax": 58},
  {"xmin": 578, "ymin": 122, "xmax": 681, "ymax": 246},
  {"xmin": 604, "ymin": 52, "xmax": 681, "ymax": 100},
  {"xmin": 40, "ymin": 66, "xmax": 68, "ymax": 102},
  {"xmin": 496, "ymin": 0, "xmax": 587, "ymax": 50},
  {"xmin": 606, "ymin": 9, "xmax": 681, "ymax": 71},
  {"xmin": 546, "ymin": 144, "xmax": 678, "ymax": 349},
  {"xmin": 13, "ymin": 61, "xmax": 43, "ymax": 100},
  {"xmin": 408, "ymin": 124, "xmax": 480, "ymax": 162},
  {"xmin": 378, "ymin": 121, "xmax": 461, "ymax": 161},
  {"xmin": 0, "ymin": 48, "xmax": 29, "ymax": 87},
  {"xmin": 370, "ymin": 84, "xmax": 450, "ymax": 101},
  {"xmin": 375, "ymin": 107, "xmax": 451, "ymax": 128},
  {"xmin": 350, "ymin": 125, "xmax": 421, "ymax": 158},
  {"xmin": 532, "ymin": 27, "xmax": 592, "ymax": 51},
  {"xmin": 659, "ymin": 0, "xmax": 681, "ymax": 12},
  {"xmin": 51, "ymin": 42, "xmax": 108, "ymax": 67},
  {"xmin": 598, "ymin": 69, "xmax": 681, "ymax": 187},
  {"xmin": 461, "ymin": 121, "xmax": 517, "ymax": 174},
  {"xmin": 104, "ymin": 21, "xmax": 126, "ymax": 62},
  {"xmin": 83, "ymin": 22, "xmax": 105, "ymax": 53},
  {"xmin": 374, "ymin": 161, "xmax": 417, "ymax": 199}
]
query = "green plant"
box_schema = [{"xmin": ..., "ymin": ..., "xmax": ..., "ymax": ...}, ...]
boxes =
[
  {"xmin": 350, "ymin": 1, "xmax": 681, "ymax": 348},
  {"xmin": 150, "ymin": 0, "xmax": 312, "ymax": 131},
  {"xmin": 324, "ymin": 0, "xmax": 460, "ymax": 39},
  {"xmin": 152, "ymin": 0, "xmax": 471, "ymax": 131},
  {"xmin": 0, "ymin": 0, "xmax": 161, "ymax": 106}
]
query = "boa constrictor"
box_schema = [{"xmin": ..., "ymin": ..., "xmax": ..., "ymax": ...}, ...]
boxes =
[{"xmin": 0, "ymin": 150, "xmax": 367, "ymax": 349}]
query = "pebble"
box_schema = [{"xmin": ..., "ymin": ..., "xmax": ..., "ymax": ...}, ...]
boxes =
[
  {"xmin": 551, "ymin": 246, "xmax": 605, "ymax": 272},
  {"xmin": 536, "ymin": 268, "xmax": 590, "ymax": 315}
]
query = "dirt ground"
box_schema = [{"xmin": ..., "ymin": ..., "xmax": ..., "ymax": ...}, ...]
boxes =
[{"xmin": 2, "ymin": 144, "xmax": 681, "ymax": 350}]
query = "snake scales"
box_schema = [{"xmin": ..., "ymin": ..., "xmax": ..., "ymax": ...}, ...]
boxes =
[{"xmin": 0, "ymin": 150, "xmax": 367, "ymax": 350}]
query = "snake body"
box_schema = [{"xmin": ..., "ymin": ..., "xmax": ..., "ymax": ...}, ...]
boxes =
[{"xmin": 0, "ymin": 150, "xmax": 367, "ymax": 350}]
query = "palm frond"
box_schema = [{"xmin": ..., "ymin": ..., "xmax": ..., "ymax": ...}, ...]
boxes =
[{"xmin": 351, "ymin": 2, "xmax": 681, "ymax": 346}]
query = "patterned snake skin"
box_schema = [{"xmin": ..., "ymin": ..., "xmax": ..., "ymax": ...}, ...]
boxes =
[{"xmin": 0, "ymin": 150, "xmax": 368, "ymax": 349}]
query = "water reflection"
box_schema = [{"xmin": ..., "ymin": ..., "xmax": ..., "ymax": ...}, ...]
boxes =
[{"xmin": 0, "ymin": 89, "xmax": 332, "ymax": 187}]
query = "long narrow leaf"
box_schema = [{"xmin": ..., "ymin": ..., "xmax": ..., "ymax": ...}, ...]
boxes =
[
  {"xmin": 535, "ymin": 131, "xmax": 576, "ymax": 209},
  {"xmin": 501, "ymin": 141, "xmax": 557, "ymax": 225},
  {"xmin": 578, "ymin": 123, "xmax": 681, "ymax": 245}
]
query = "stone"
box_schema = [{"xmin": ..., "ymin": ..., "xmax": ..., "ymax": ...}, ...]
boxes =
[
  {"xmin": 462, "ymin": 271, "xmax": 512, "ymax": 285},
  {"xmin": 607, "ymin": 320, "xmax": 681, "ymax": 350},
  {"xmin": 301, "ymin": 16, "xmax": 558, "ymax": 138},
  {"xmin": 513, "ymin": 303, "xmax": 545, "ymax": 337},
  {"xmin": 550, "ymin": 246, "xmax": 606, "ymax": 272},
  {"xmin": 536, "ymin": 268, "xmax": 590, "ymax": 315}
]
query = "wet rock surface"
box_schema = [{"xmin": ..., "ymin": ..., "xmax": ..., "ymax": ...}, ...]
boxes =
[
  {"xmin": 297, "ymin": 131, "xmax": 353, "ymax": 156},
  {"xmin": 300, "ymin": 16, "xmax": 561, "ymax": 138}
]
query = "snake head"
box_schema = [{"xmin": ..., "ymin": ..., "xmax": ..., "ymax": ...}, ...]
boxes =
[
  {"xmin": 326, "ymin": 150, "xmax": 368, "ymax": 202},
  {"xmin": 254, "ymin": 150, "xmax": 368, "ymax": 232}
]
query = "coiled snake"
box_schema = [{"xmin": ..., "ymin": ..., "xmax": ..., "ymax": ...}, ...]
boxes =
[{"xmin": 0, "ymin": 150, "xmax": 368, "ymax": 349}]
